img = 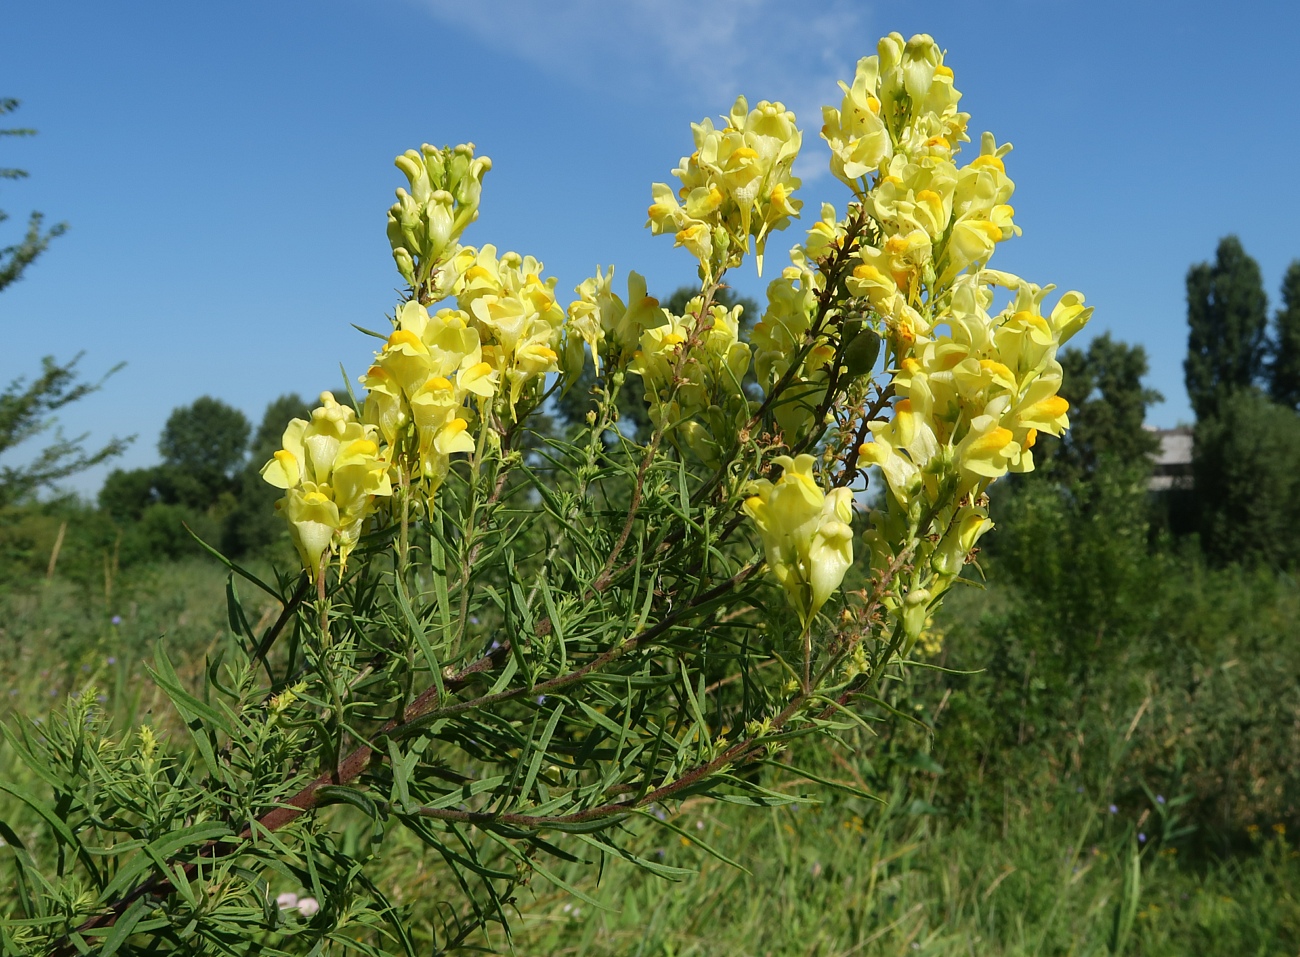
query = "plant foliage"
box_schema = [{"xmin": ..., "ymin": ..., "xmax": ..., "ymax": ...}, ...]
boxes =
[{"xmin": 1, "ymin": 34, "xmax": 1095, "ymax": 956}]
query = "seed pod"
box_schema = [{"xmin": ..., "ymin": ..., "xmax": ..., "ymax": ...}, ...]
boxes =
[{"xmin": 842, "ymin": 326, "xmax": 882, "ymax": 378}]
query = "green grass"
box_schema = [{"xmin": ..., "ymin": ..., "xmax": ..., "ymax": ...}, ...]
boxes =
[
  {"xmin": 2, "ymin": 557, "xmax": 1298, "ymax": 956},
  {"xmin": 492, "ymin": 741, "xmax": 1300, "ymax": 956}
]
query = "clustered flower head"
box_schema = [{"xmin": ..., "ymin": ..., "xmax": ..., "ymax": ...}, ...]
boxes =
[
  {"xmin": 264, "ymin": 141, "xmax": 578, "ymax": 580},
  {"xmin": 742, "ymin": 455, "xmax": 854, "ymax": 627},
  {"xmin": 387, "ymin": 143, "xmax": 491, "ymax": 295},
  {"xmin": 825, "ymin": 33, "xmax": 1091, "ymax": 644},
  {"xmin": 359, "ymin": 300, "xmax": 498, "ymax": 496},
  {"xmin": 737, "ymin": 33, "xmax": 1090, "ymax": 639},
  {"xmin": 450, "ymin": 244, "xmax": 566, "ymax": 409},
  {"xmin": 564, "ymin": 267, "xmax": 663, "ymax": 378},
  {"xmin": 628, "ymin": 296, "xmax": 752, "ymax": 465},
  {"xmin": 261, "ymin": 392, "xmax": 393, "ymax": 578},
  {"xmin": 354, "ymin": 241, "xmax": 568, "ymax": 506},
  {"xmin": 647, "ymin": 96, "xmax": 803, "ymax": 281}
]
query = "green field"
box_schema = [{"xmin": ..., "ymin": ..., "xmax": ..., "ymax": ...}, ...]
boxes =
[{"xmin": 5, "ymin": 493, "xmax": 1297, "ymax": 956}]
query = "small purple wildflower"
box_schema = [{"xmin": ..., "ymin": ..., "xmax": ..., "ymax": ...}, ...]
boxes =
[
  {"xmin": 489, "ymin": 640, "xmax": 501, "ymax": 651},
  {"xmin": 1076, "ymin": 786, "xmax": 1084, "ymax": 793},
  {"xmin": 536, "ymin": 695, "xmax": 547, "ymax": 705},
  {"xmin": 111, "ymin": 616, "xmax": 121, "ymax": 626},
  {"xmin": 469, "ymin": 616, "xmax": 480, "ymax": 625},
  {"xmin": 107, "ymin": 657, "xmax": 117, "ymax": 665},
  {"xmin": 1156, "ymin": 795, "xmax": 1165, "ymax": 805},
  {"xmin": 96, "ymin": 694, "xmax": 107, "ymax": 703},
  {"xmin": 1109, "ymin": 804, "xmax": 1118, "ymax": 814},
  {"xmin": 1138, "ymin": 832, "xmax": 1147, "ymax": 843}
]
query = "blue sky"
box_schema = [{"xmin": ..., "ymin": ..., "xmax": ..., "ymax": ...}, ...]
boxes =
[{"xmin": 4, "ymin": 0, "xmax": 1300, "ymax": 496}]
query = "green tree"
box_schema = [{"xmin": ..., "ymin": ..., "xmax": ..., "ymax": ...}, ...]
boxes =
[
  {"xmin": 158, "ymin": 395, "xmax": 250, "ymax": 479},
  {"xmin": 1184, "ymin": 235, "xmax": 1269, "ymax": 421},
  {"xmin": 1193, "ymin": 389, "xmax": 1300, "ymax": 567},
  {"xmin": 0, "ymin": 98, "xmax": 66, "ymax": 291},
  {"xmin": 0, "ymin": 98, "xmax": 128, "ymax": 505},
  {"xmin": 1268, "ymin": 260, "xmax": 1300, "ymax": 410},
  {"xmin": 1037, "ymin": 332, "xmax": 1162, "ymax": 483},
  {"xmin": 0, "ymin": 359, "xmax": 130, "ymax": 507},
  {"xmin": 95, "ymin": 398, "xmax": 252, "ymax": 563}
]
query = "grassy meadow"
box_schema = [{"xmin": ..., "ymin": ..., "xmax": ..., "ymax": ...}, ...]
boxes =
[{"xmin": 3, "ymin": 467, "xmax": 1298, "ymax": 955}]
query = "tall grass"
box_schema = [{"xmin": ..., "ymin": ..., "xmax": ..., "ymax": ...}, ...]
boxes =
[{"xmin": 2, "ymin": 532, "xmax": 1298, "ymax": 954}]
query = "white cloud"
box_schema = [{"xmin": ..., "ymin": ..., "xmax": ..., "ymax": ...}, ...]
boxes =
[{"xmin": 413, "ymin": 0, "xmax": 875, "ymax": 162}]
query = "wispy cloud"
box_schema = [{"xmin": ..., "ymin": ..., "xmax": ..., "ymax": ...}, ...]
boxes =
[{"xmin": 413, "ymin": 0, "xmax": 875, "ymax": 167}]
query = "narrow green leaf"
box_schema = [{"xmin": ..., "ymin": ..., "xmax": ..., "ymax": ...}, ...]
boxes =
[
  {"xmin": 97, "ymin": 898, "xmax": 149, "ymax": 957},
  {"xmin": 518, "ymin": 702, "xmax": 566, "ymax": 808},
  {"xmin": 758, "ymin": 758, "xmax": 885, "ymax": 804},
  {"xmin": 0, "ymin": 780, "xmax": 100, "ymax": 881}
]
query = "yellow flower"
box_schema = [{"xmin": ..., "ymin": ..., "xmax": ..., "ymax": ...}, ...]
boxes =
[
  {"xmin": 742, "ymin": 454, "xmax": 854, "ymax": 624},
  {"xmin": 821, "ymin": 55, "xmax": 892, "ymax": 184},
  {"xmin": 628, "ymin": 297, "xmax": 751, "ymax": 450},
  {"xmin": 453, "ymin": 245, "xmax": 565, "ymax": 409},
  {"xmin": 262, "ymin": 393, "xmax": 392, "ymax": 576},
  {"xmin": 648, "ymin": 96, "xmax": 802, "ymax": 278}
]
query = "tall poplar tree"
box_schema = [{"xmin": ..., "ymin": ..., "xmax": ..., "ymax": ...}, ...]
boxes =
[
  {"xmin": 1268, "ymin": 260, "xmax": 1300, "ymax": 410},
  {"xmin": 1184, "ymin": 235, "xmax": 1269, "ymax": 421}
]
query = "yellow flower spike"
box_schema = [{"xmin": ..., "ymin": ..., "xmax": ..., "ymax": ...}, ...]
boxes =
[
  {"xmin": 261, "ymin": 393, "xmax": 393, "ymax": 579},
  {"xmin": 821, "ymin": 54, "xmax": 893, "ymax": 185},
  {"xmin": 387, "ymin": 142, "xmax": 491, "ymax": 290},
  {"xmin": 449, "ymin": 245, "xmax": 565, "ymax": 413},
  {"xmin": 566, "ymin": 265, "xmax": 621, "ymax": 376},
  {"xmin": 742, "ymin": 454, "xmax": 855, "ymax": 625},
  {"xmin": 650, "ymin": 96, "xmax": 802, "ymax": 277}
]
